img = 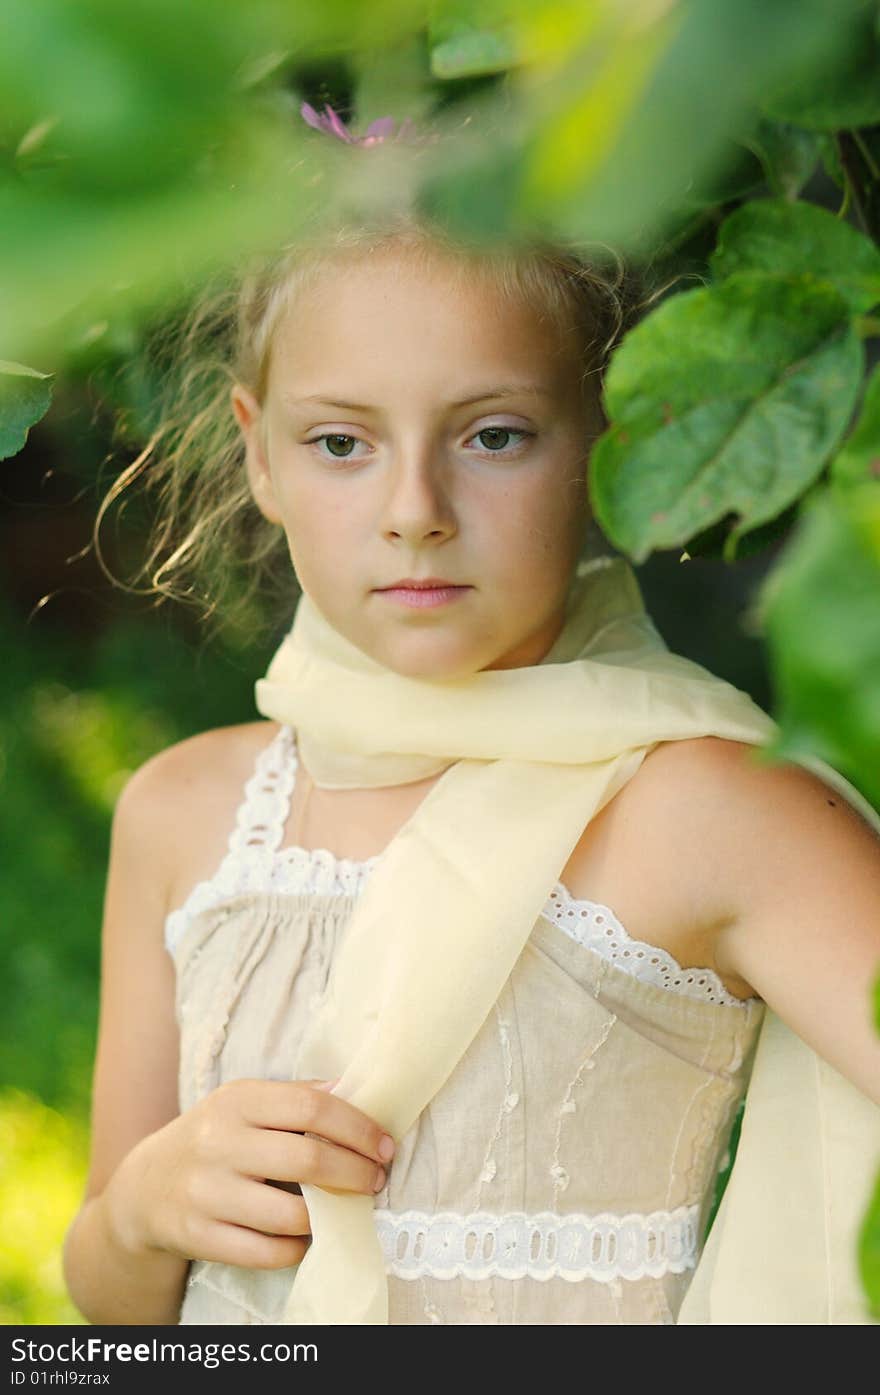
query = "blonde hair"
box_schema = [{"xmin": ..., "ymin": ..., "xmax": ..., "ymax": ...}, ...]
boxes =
[{"xmin": 95, "ymin": 212, "xmax": 644, "ymax": 643}]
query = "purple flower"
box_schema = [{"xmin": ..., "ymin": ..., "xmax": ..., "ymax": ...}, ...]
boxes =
[{"xmin": 300, "ymin": 101, "xmax": 419, "ymax": 146}]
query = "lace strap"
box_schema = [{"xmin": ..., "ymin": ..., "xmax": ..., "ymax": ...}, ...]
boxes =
[{"xmin": 227, "ymin": 724, "xmax": 297, "ymax": 855}]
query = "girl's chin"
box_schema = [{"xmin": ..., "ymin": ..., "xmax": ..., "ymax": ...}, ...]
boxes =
[{"xmin": 369, "ymin": 632, "xmax": 494, "ymax": 682}]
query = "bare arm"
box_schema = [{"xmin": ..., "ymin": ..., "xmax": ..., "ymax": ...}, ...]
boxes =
[
  {"xmin": 62, "ymin": 747, "xmax": 190, "ymax": 1325},
  {"xmin": 705, "ymin": 741, "xmax": 880, "ymax": 1106},
  {"xmin": 63, "ymin": 1186, "xmax": 189, "ymax": 1326}
]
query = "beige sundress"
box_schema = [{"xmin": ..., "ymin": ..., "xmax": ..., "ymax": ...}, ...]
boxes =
[{"xmin": 165, "ymin": 722, "xmax": 765, "ymax": 1325}]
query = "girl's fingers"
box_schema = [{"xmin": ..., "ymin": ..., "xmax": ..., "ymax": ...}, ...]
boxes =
[
  {"xmin": 239, "ymin": 1125, "xmax": 385, "ymax": 1197},
  {"xmin": 236, "ymin": 1079, "xmax": 394, "ymax": 1168},
  {"xmin": 196, "ymin": 1217, "xmax": 311, "ymax": 1272},
  {"xmin": 212, "ymin": 1175, "xmax": 313, "ymax": 1238}
]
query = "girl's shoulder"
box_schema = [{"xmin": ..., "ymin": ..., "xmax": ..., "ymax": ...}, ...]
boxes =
[
  {"xmin": 117, "ymin": 719, "xmax": 280, "ymax": 823},
  {"xmin": 586, "ymin": 729, "xmax": 872, "ymax": 882},
  {"xmin": 561, "ymin": 732, "xmax": 873, "ymax": 1001},
  {"xmin": 114, "ymin": 719, "xmax": 282, "ymax": 917},
  {"xmin": 631, "ymin": 731, "xmax": 878, "ymax": 865},
  {"xmin": 589, "ymin": 730, "xmax": 876, "ymax": 905}
]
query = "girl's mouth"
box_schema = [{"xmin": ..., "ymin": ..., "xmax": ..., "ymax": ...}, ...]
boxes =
[{"xmin": 376, "ymin": 585, "xmax": 472, "ymax": 609}]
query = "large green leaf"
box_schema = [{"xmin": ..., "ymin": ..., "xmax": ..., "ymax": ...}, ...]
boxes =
[
  {"xmin": 590, "ymin": 276, "xmax": 862, "ymax": 562},
  {"xmin": 0, "ymin": 360, "xmax": 53, "ymax": 461},
  {"xmin": 0, "ymin": 0, "xmax": 264, "ymax": 196},
  {"xmin": 832, "ymin": 363, "xmax": 880, "ymax": 488},
  {"xmin": 0, "ymin": 111, "xmax": 306, "ymax": 366},
  {"xmin": 762, "ymin": 2, "xmax": 880, "ymax": 130},
  {"xmin": 758, "ymin": 481, "xmax": 880, "ymax": 813},
  {"xmin": 711, "ymin": 200, "xmax": 880, "ymax": 313}
]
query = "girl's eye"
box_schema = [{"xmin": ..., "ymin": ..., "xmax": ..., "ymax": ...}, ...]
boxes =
[
  {"xmin": 309, "ymin": 433, "xmax": 367, "ymax": 460},
  {"xmin": 470, "ymin": 426, "xmax": 531, "ymax": 454}
]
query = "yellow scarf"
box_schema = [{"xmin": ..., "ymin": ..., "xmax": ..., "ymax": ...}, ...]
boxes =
[{"xmin": 254, "ymin": 554, "xmax": 880, "ymax": 1324}]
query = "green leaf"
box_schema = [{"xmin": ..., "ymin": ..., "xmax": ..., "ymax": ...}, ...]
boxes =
[
  {"xmin": 0, "ymin": 0, "xmax": 263, "ymax": 197},
  {"xmin": 678, "ymin": 142, "xmax": 766, "ymax": 212},
  {"xmin": 763, "ymin": 3, "xmax": 880, "ymax": 129},
  {"xmin": 0, "ymin": 109, "xmax": 303, "ymax": 363},
  {"xmin": 0, "ymin": 360, "xmax": 53, "ymax": 461},
  {"xmin": 817, "ymin": 133, "xmax": 846, "ymax": 190},
  {"xmin": 428, "ymin": 0, "xmax": 521, "ymax": 78},
  {"xmin": 0, "ymin": 360, "xmax": 51, "ymax": 377},
  {"xmin": 831, "ymin": 363, "xmax": 880, "ymax": 488},
  {"xmin": 711, "ymin": 200, "xmax": 880, "ymax": 313},
  {"xmin": 590, "ymin": 276, "xmax": 862, "ymax": 562},
  {"xmin": 758, "ymin": 482, "xmax": 880, "ymax": 814},
  {"xmin": 858, "ymin": 1166, "xmax": 880, "ymax": 1320},
  {"xmin": 431, "ymin": 29, "xmax": 518, "ymax": 79},
  {"xmin": 745, "ymin": 119, "xmax": 822, "ymax": 199}
]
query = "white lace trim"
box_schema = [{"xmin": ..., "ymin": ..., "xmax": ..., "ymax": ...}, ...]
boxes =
[
  {"xmin": 163, "ymin": 727, "xmax": 378, "ymax": 952},
  {"xmin": 164, "ymin": 724, "xmax": 750, "ymax": 1009},
  {"xmin": 374, "ymin": 1204, "xmax": 700, "ymax": 1283},
  {"xmin": 227, "ymin": 725, "xmax": 296, "ymax": 856},
  {"xmin": 540, "ymin": 883, "xmax": 743, "ymax": 1007}
]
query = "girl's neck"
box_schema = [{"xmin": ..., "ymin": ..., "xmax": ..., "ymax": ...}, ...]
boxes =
[{"xmin": 283, "ymin": 746, "xmax": 446, "ymax": 864}]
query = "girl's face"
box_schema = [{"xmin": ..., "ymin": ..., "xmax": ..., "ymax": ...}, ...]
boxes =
[{"xmin": 232, "ymin": 244, "xmax": 600, "ymax": 679}]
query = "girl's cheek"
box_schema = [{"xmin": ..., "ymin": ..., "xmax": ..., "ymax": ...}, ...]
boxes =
[{"xmin": 510, "ymin": 478, "xmax": 569, "ymax": 536}]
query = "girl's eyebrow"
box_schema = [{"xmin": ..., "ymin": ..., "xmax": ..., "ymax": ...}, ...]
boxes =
[{"xmin": 283, "ymin": 384, "xmax": 553, "ymax": 413}]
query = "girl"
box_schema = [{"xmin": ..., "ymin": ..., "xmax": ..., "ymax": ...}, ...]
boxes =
[{"xmin": 62, "ymin": 115, "xmax": 880, "ymax": 1327}]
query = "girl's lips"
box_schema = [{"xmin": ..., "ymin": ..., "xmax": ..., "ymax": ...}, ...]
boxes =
[{"xmin": 376, "ymin": 585, "xmax": 471, "ymax": 609}]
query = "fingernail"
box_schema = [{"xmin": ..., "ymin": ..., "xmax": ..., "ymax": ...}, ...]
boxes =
[
  {"xmin": 378, "ymin": 1134, "xmax": 395, "ymax": 1162},
  {"xmin": 373, "ymin": 1167, "xmax": 387, "ymax": 1193},
  {"xmin": 315, "ymin": 1078, "xmax": 339, "ymax": 1091}
]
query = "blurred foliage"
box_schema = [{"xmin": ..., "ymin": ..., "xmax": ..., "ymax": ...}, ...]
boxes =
[
  {"xmin": 0, "ymin": 0, "xmax": 870, "ymax": 365},
  {"xmin": 758, "ymin": 484, "xmax": 880, "ymax": 809},
  {"xmin": 0, "ymin": 594, "xmax": 257, "ymax": 1115},
  {"xmin": 0, "ymin": 1089, "xmax": 88, "ymax": 1323},
  {"xmin": 833, "ymin": 362, "xmax": 880, "ymax": 489},
  {"xmin": 0, "ymin": 596, "xmax": 258, "ymax": 1327},
  {"xmin": 864, "ymin": 1162, "xmax": 880, "ymax": 1321},
  {"xmin": 0, "ymin": 599, "xmax": 258, "ymax": 1121},
  {"xmin": 1, "ymin": 0, "xmax": 880, "ymax": 1323},
  {"xmin": 863, "ymin": 976, "xmax": 880, "ymax": 1318}
]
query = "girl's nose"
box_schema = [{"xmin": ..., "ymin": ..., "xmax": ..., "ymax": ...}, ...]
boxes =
[{"xmin": 380, "ymin": 453, "xmax": 457, "ymax": 546}]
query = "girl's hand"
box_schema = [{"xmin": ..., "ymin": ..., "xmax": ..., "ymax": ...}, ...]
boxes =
[{"xmin": 103, "ymin": 1078, "xmax": 395, "ymax": 1271}]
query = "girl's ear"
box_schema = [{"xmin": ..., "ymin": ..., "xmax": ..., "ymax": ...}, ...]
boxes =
[{"xmin": 230, "ymin": 383, "xmax": 283, "ymax": 525}]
